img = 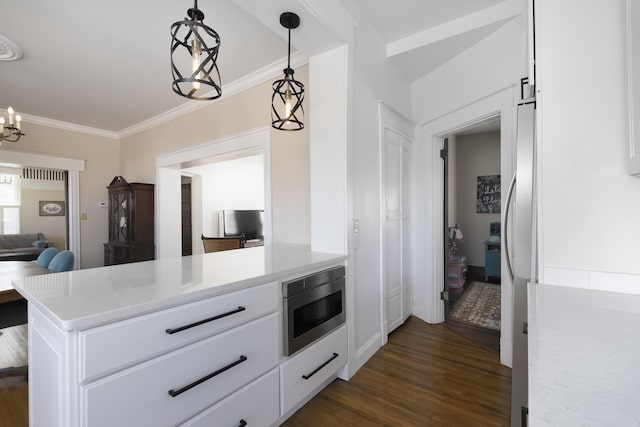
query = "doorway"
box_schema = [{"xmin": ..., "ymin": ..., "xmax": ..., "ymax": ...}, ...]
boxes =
[
  {"xmin": 443, "ymin": 123, "xmax": 502, "ymax": 352},
  {"xmin": 412, "ymin": 87, "xmax": 515, "ymax": 367},
  {"xmin": 155, "ymin": 126, "xmax": 270, "ymax": 260}
]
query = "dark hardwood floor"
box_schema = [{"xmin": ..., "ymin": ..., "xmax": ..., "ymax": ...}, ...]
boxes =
[
  {"xmin": 0, "ymin": 317, "xmax": 511, "ymax": 427},
  {"xmin": 283, "ymin": 316, "xmax": 511, "ymax": 426}
]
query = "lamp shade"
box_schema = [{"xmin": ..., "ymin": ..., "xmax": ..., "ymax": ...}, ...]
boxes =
[{"xmin": 170, "ymin": 1, "xmax": 221, "ymax": 100}]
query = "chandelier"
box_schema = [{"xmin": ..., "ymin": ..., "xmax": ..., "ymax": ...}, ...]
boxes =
[
  {"xmin": 0, "ymin": 106, "xmax": 25, "ymax": 146},
  {"xmin": 170, "ymin": 0, "xmax": 222, "ymax": 100},
  {"xmin": 271, "ymin": 12, "xmax": 304, "ymax": 131}
]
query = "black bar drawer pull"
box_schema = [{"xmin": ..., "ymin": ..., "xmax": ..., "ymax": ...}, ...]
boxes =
[
  {"xmin": 302, "ymin": 352, "xmax": 339, "ymax": 380},
  {"xmin": 168, "ymin": 355, "xmax": 247, "ymax": 397},
  {"xmin": 165, "ymin": 306, "xmax": 246, "ymax": 334},
  {"xmin": 238, "ymin": 420, "xmax": 247, "ymax": 427}
]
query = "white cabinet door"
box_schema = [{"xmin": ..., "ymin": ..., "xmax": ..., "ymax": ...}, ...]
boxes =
[
  {"xmin": 79, "ymin": 282, "xmax": 278, "ymax": 382},
  {"xmin": 280, "ymin": 325, "xmax": 347, "ymax": 416},
  {"xmin": 180, "ymin": 368, "xmax": 279, "ymax": 427},
  {"xmin": 81, "ymin": 314, "xmax": 279, "ymax": 427}
]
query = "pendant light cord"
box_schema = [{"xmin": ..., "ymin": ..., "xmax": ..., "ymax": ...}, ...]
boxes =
[{"xmin": 287, "ymin": 27, "xmax": 291, "ymax": 69}]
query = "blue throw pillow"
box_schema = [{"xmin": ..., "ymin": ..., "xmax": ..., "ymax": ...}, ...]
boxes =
[{"xmin": 32, "ymin": 240, "xmax": 47, "ymax": 248}]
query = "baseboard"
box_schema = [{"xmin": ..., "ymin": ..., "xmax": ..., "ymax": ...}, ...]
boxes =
[{"xmin": 354, "ymin": 332, "xmax": 381, "ymax": 373}]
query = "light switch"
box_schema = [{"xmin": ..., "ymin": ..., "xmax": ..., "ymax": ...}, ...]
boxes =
[{"xmin": 81, "ymin": 213, "xmax": 88, "ymax": 221}]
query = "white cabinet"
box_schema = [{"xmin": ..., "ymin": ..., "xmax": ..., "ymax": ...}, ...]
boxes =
[
  {"xmin": 280, "ymin": 325, "xmax": 347, "ymax": 416},
  {"xmin": 82, "ymin": 314, "xmax": 279, "ymax": 427},
  {"xmin": 27, "ymin": 264, "xmax": 349, "ymax": 427},
  {"xmin": 29, "ymin": 283, "xmax": 281, "ymax": 427},
  {"xmin": 180, "ymin": 368, "xmax": 280, "ymax": 427},
  {"xmin": 79, "ymin": 282, "xmax": 278, "ymax": 382}
]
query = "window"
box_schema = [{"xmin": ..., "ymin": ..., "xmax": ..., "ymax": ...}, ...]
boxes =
[{"xmin": 0, "ymin": 172, "xmax": 21, "ymax": 234}]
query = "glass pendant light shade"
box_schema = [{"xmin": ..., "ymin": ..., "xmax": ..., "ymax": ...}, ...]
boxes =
[
  {"xmin": 272, "ymin": 12, "xmax": 304, "ymax": 131},
  {"xmin": 170, "ymin": 0, "xmax": 221, "ymax": 100}
]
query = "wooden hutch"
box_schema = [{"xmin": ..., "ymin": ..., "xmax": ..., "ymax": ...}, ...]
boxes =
[{"xmin": 104, "ymin": 176, "xmax": 155, "ymax": 266}]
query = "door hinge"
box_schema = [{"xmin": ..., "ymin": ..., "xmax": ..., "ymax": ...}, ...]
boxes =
[
  {"xmin": 440, "ymin": 148, "xmax": 448, "ymax": 160},
  {"xmin": 522, "ymin": 322, "xmax": 528, "ymax": 334},
  {"xmin": 440, "ymin": 290, "xmax": 449, "ymax": 301}
]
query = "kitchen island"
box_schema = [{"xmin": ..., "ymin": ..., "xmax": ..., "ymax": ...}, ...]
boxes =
[
  {"xmin": 13, "ymin": 245, "xmax": 347, "ymax": 427},
  {"xmin": 529, "ymin": 284, "xmax": 640, "ymax": 426}
]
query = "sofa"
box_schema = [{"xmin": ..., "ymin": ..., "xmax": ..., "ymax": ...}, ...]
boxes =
[{"xmin": 0, "ymin": 233, "xmax": 53, "ymax": 261}]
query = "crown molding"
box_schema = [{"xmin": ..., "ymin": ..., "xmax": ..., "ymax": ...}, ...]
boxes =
[
  {"xmin": 1, "ymin": 52, "xmax": 307, "ymax": 142},
  {"xmin": 117, "ymin": 51, "xmax": 308, "ymax": 140},
  {"xmin": 0, "ymin": 109, "xmax": 119, "ymax": 140}
]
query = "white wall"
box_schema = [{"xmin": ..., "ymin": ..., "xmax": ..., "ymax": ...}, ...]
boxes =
[
  {"xmin": 335, "ymin": 0, "xmax": 413, "ymax": 373},
  {"xmin": 536, "ymin": 0, "xmax": 640, "ymax": 292},
  {"xmin": 455, "ymin": 131, "xmax": 501, "ymax": 267},
  {"xmin": 187, "ymin": 155, "xmax": 264, "ymax": 237},
  {"xmin": 412, "ymin": 17, "xmax": 527, "ymax": 124}
]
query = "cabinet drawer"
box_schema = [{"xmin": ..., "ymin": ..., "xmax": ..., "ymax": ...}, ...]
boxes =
[
  {"xmin": 79, "ymin": 282, "xmax": 278, "ymax": 381},
  {"xmin": 180, "ymin": 368, "xmax": 279, "ymax": 427},
  {"xmin": 81, "ymin": 313, "xmax": 279, "ymax": 427},
  {"xmin": 280, "ymin": 325, "xmax": 347, "ymax": 415}
]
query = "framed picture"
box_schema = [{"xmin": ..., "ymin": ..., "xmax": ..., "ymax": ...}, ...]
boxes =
[
  {"xmin": 477, "ymin": 175, "xmax": 501, "ymax": 213},
  {"xmin": 39, "ymin": 201, "xmax": 66, "ymax": 216}
]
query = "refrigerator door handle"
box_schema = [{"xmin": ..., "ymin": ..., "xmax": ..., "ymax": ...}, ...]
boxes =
[{"xmin": 504, "ymin": 172, "xmax": 517, "ymax": 282}]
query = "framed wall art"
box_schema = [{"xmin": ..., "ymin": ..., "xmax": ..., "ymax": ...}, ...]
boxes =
[
  {"xmin": 477, "ymin": 175, "xmax": 501, "ymax": 213},
  {"xmin": 39, "ymin": 201, "xmax": 66, "ymax": 216}
]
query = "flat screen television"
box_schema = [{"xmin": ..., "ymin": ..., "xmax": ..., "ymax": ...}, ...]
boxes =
[{"xmin": 222, "ymin": 209, "xmax": 264, "ymax": 240}]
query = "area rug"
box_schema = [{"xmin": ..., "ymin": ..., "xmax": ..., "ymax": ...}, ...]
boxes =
[{"xmin": 449, "ymin": 281, "xmax": 500, "ymax": 330}]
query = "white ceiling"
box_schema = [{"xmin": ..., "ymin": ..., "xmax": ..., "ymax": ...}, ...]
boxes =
[{"xmin": 0, "ymin": 0, "xmax": 521, "ymax": 134}]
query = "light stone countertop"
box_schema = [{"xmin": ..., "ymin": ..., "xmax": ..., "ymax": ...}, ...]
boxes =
[
  {"xmin": 529, "ymin": 283, "xmax": 640, "ymax": 426},
  {"xmin": 12, "ymin": 245, "xmax": 346, "ymax": 331}
]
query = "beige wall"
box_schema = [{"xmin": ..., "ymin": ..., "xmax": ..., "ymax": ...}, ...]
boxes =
[
  {"xmin": 120, "ymin": 65, "xmax": 311, "ymax": 246},
  {"xmin": 6, "ymin": 124, "xmax": 119, "ymax": 268},
  {"xmin": 455, "ymin": 131, "xmax": 501, "ymax": 267},
  {"xmin": 20, "ymin": 189, "xmax": 67, "ymax": 250}
]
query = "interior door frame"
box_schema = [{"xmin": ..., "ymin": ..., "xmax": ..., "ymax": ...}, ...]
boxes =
[
  {"xmin": 0, "ymin": 150, "xmax": 85, "ymax": 269},
  {"xmin": 412, "ymin": 87, "xmax": 516, "ymax": 367}
]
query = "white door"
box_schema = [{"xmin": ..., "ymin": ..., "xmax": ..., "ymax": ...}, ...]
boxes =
[
  {"xmin": 383, "ymin": 128, "xmax": 413, "ymax": 334},
  {"xmin": 384, "ymin": 129, "xmax": 403, "ymax": 333},
  {"xmin": 401, "ymin": 139, "xmax": 412, "ymax": 323}
]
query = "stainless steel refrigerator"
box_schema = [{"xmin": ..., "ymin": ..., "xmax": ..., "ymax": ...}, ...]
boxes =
[{"xmin": 505, "ymin": 80, "xmax": 537, "ymax": 427}]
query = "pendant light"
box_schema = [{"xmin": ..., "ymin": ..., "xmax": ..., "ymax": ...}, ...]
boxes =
[
  {"xmin": 170, "ymin": 0, "xmax": 221, "ymax": 100},
  {"xmin": 271, "ymin": 12, "xmax": 304, "ymax": 131}
]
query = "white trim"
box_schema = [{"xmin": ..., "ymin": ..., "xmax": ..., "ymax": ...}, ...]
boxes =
[
  {"xmin": 0, "ymin": 109, "xmax": 119, "ymax": 140},
  {"xmin": 353, "ymin": 332, "xmax": 381, "ymax": 373},
  {"xmin": 0, "ymin": 150, "xmax": 85, "ymax": 269},
  {"xmin": 119, "ymin": 52, "xmax": 307, "ymax": 139},
  {"xmin": 1, "ymin": 52, "xmax": 306, "ymax": 142},
  {"xmin": 155, "ymin": 126, "xmax": 271, "ymax": 259}
]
